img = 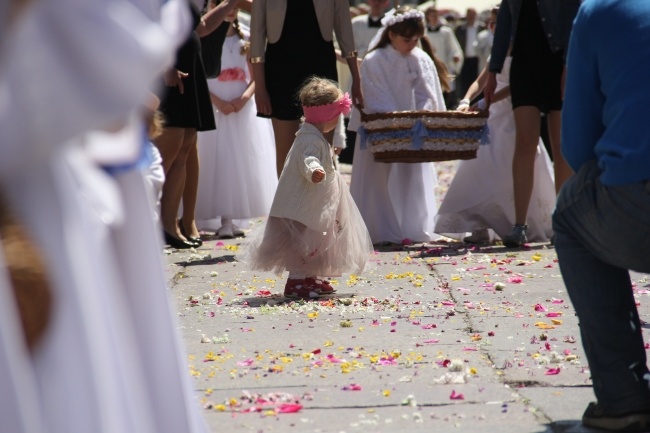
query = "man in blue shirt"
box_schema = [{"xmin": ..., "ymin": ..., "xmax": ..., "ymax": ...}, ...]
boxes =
[{"xmin": 555, "ymin": 0, "xmax": 650, "ymax": 431}]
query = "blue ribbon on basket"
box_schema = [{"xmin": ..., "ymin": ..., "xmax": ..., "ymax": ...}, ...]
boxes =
[
  {"xmin": 410, "ymin": 119, "xmax": 427, "ymax": 150},
  {"xmin": 357, "ymin": 125, "xmax": 368, "ymax": 149},
  {"xmin": 480, "ymin": 123, "xmax": 490, "ymax": 145}
]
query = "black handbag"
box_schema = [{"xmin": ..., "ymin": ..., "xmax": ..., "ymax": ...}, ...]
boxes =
[{"xmin": 200, "ymin": 20, "xmax": 230, "ymax": 79}]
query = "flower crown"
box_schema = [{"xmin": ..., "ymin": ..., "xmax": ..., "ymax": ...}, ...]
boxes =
[{"xmin": 381, "ymin": 9, "xmax": 425, "ymax": 27}]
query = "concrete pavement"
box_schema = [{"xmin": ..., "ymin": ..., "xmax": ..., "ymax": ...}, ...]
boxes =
[{"xmin": 163, "ymin": 165, "xmax": 650, "ymax": 433}]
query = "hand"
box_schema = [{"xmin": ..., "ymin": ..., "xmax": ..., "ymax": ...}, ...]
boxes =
[
  {"xmin": 215, "ymin": 99, "xmax": 236, "ymax": 115},
  {"xmin": 312, "ymin": 169, "xmax": 325, "ymax": 183},
  {"xmin": 334, "ymin": 147, "xmax": 343, "ymax": 155},
  {"xmin": 483, "ymin": 72, "xmax": 497, "ymax": 108},
  {"xmin": 163, "ymin": 68, "xmax": 189, "ymax": 94},
  {"xmin": 457, "ymin": 104, "xmax": 471, "ymax": 112},
  {"xmin": 231, "ymin": 95, "xmax": 250, "ymax": 112},
  {"xmin": 255, "ymin": 87, "xmax": 272, "ymax": 116}
]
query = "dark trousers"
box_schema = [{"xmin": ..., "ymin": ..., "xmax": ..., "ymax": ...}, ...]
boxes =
[
  {"xmin": 554, "ymin": 160, "xmax": 650, "ymax": 413},
  {"xmin": 457, "ymin": 56, "xmax": 479, "ymax": 100}
]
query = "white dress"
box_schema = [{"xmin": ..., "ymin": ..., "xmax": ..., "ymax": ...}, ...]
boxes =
[
  {"xmin": 434, "ymin": 57, "xmax": 556, "ymax": 242},
  {"xmin": 350, "ymin": 44, "xmax": 445, "ymax": 244},
  {"xmin": 196, "ymin": 33, "xmax": 277, "ymax": 230}
]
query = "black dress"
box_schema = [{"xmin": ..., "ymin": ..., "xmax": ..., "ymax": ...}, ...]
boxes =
[
  {"xmin": 262, "ymin": 0, "xmax": 338, "ymax": 120},
  {"xmin": 159, "ymin": 2, "xmax": 216, "ymax": 131},
  {"xmin": 510, "ymin": 0, "xmax": 564, "ymax": 113}
]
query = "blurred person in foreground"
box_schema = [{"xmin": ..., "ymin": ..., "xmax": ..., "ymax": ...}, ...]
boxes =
[
  {"xmin": 0, "ymin": 1, "xmax": 220, "ymax": 432},
  {"xmin": 555, "ymin": 0, "xmax": 650, "ymax": 431}
]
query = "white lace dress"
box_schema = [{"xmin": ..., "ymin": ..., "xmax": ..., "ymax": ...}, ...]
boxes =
[
  {"xmin": 434, "ymin": 57, "xmax": 556, "ymax": 242},
  {"xmin": 196, "ymin": 33, "xmax": 277, "ymax": 230},
  {"xmin": 350, "ymin": 44, "xmax": 445, "ymax": 244}
]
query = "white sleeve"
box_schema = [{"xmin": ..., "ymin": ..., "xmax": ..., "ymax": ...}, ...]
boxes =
[
  {"xmin": 413, "ymin": 51, "xmax": 446, "ymax": 111},
  {"xmin": 0, "ymin": 0, "xmax": 180, "ymax": 178},
  {"xmin": 332, "ymin": 115, "xmax": 346, "ymax": 149},
  {"xmin": 361, "ymin": 52, "xmax": 396, "ymax": 113}
]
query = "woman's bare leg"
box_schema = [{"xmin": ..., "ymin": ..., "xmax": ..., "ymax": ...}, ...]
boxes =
[
  {"xmin": 180, "ymin": 129, "xmax": 200, "ymax": 239},
  {"xmin": 512, "ymin": 106, "xmax": 542, "ymax": 225},
  {"xmin": 546, "ymin": 110, "xmax": 572, "ymax": 194},
  {"xmin": 155, "ymin": 127, "xmax": 195, "ymax": 239},
  {"xmin": 271, "ymin": 119, "xmax": 301, "ymax": 177},
  {"xmin": 154, "ymin": 127, "xmax": 184, "ymax": 175}
]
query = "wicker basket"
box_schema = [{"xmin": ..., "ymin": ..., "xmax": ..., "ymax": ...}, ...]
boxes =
[{"xmin": 360, "ymin": 110, "xmax": 489, "ymax": 163}]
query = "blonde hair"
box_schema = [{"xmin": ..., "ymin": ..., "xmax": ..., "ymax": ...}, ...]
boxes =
[
  {"xmin": 299, "ymin": 76, "xmax": 342, "ymax": 107},
  {"xmin": 146, "ymin": 110, "xmax": 165, "ymax": 140}
]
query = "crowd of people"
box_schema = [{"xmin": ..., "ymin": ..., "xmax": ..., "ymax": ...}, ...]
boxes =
[{"xmin": 2, "ymin": 0, "xmax": 649, "ymax": 432}]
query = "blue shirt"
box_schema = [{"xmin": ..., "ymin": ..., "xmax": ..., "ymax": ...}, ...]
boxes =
[
  {"xmin": 562, "ymin": 0, "xmax": 650, "ymax": 185},
  {"xmin": 489, "ymin": 0, "xmax": 581, "ymax": 73}
]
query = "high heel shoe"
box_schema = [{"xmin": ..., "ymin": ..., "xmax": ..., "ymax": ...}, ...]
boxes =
[
  {"xmin": 178, "ymin": 219, "xmax": 203, "ymax": 247},
  {"xmin": 163, "ymin": 231, "xmax": 195, "ymax": 249}
]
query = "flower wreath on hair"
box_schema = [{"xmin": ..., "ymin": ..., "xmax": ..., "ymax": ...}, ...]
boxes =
[{"xmin": 380, "ymin": 9, "xmax": 425, "ymax": 27}]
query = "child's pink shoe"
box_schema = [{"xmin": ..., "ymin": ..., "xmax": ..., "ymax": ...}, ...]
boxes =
[
  {"xmin": 283, "ymin": 279, "xmax": 320, "ymax": 299},
  {"xmin": 306, "ymin": 277, "xmax": 336, "ymax": 294}
]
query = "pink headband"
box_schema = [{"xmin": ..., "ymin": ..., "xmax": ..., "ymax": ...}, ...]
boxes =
[{"xmin": 302, "ymin": 93, "xmax": 352, "ymax": 124}]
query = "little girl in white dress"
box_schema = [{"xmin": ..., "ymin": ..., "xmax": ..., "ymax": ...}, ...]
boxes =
[
  {"xmin": 240, "ymin": 77, "xmax": 373, "ymax": 299},
  {"xmin": 350, "ymin": 6, "xmax": 446, "ymax": 245},
  {"xmin": 195, "ymin": 10, "xmax": 277, "ymax": 238}
]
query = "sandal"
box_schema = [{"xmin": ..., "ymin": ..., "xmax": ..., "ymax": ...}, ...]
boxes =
[
  {"xmin": 306, "ymin": 277, "xmax": 336, "ymax": 294},
  {"xmin": 283, "ymin": 279, "xmax": 320, "ymax": 299}
]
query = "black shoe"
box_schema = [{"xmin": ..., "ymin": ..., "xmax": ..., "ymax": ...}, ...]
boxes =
[
  {"xmin": 503, "ymin": 224, "xmax": 528, "ymax": 247},
  {"xmin": 178, "ymin": 219, "xmax": 203, "ymax": 247},
  {"xmin": 582, "ymin": 402, "xmax": 650, "ymax": 432},
  {"xmin": 163, "ymin": 231, "xmax": 196, "ymax": 249}
]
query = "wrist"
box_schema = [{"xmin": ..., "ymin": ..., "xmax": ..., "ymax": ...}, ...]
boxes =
[{"xmin": 459, "ymin": 98, "xmax": 470, "ymax": 106}]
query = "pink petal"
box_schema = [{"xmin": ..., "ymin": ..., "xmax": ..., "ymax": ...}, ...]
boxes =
[
  {"xmin": 545, "ymin": 312, "xmax": 562, "ymax": 317},
  {"xmin": 545, "ymin": 367, "xmax": 561, "ymax": 375},
  {"xmin": 507, "ymin": 277, "xmax": 523, "ymax": 284},
  {"xmin": 534, "ymin": 303, "xmax": 548, "ymax": 312},
  {"xmin": 277, "ymin": 404, "xmax": 303, "ymax": 413},
  {"xmin": 450, "ymin": 390, "xmax": 464, "ymax": 400},
  {"xmin": 342, "ymin": 384, "xmax": 362, "ymax": 391}
]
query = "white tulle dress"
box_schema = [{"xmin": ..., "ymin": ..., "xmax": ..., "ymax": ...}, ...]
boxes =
[
  {"xmin": 434, "ymin": 57, "xmax": 556, "ymax": 242},
  {"xmin": 240, "ymin": 123, "xmax": 373, "ymax": 278},
  {"xmin": 196, "ymin": 32, "xmax": 277, "ymax": 230}
]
